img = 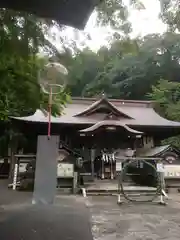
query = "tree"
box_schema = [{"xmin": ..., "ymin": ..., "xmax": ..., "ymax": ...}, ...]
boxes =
[
  {"xmin": 66, "ymin": 47, "xmax": 107, "ymax": 97},
  {"xmin": 160, "ymin": 0, "xmax": 180, "ymax": 32},
  {"xmin": 0, "ymin": 9, "xmax": 70, "ymax": 119},
  {"xmin": 0, "ymin": 9, "xmax": 70, "ymax": 156},
  {"xmin": 148, "ymin": 79, "xmax": 180, "ymax": 147},
  {"xmin": 66, "ymin": 32, "xmax": 180, "ymax": 100},
  {"xmin": 96, "ymin": 0, "xmax": 145, "ymax": 34}
]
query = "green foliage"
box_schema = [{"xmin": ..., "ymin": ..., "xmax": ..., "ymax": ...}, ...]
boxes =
[
  {"xmin": 0, "ymin": 9, "xmax": 70, "ymax": 155},
  {"xmin": 96, "ymin": 0, "xmax": 131, "ymax": 33},
  {"xmin": 96, "ymin": 0, "xmax": 145, "ymax": 34},
  {"xmin": 66, "ymin": 32, "xmax": 180, "ymax": 101},
  {"xmin": 148, "ymin": 80, "xmax": 180, "ymax": 120},
  {"xmin": 160, "ymin": 0, "xmax": 180, "ymax": 32},
  {"xmin": 0, "ymin": 9, "xmax": 69, "ymax": 119},
  {"xmin": 96, "ymin": 0, "xmax": 180, "ymax": 34},
  {"xmin": 0, "ymin": 56, "xmax": 39, "ymax": 120},
  {"xmin": 148, "ymin": 79, "xmax": 180, "ymax": 147}
]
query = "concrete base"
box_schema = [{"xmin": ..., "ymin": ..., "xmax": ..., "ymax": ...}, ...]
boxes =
[
  {"xmin": 33, "ymin": 136, "xmax": 59, "ymax": 205},
  {"xmin": 85, "ymin": 180, "xmax": 157, "ymax": 196},
  {"xmin": 158, "ymin": 201, "xmax": 167, "ymax": 206}
]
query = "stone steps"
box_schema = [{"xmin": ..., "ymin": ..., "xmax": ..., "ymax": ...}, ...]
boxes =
[{"xmin": 84, "ymin": 186, "xmax": 158, "ymax": 196}]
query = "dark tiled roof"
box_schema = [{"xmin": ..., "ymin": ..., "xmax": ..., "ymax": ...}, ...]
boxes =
[
  {"xmin": 11, "ymin": 97, "xmax": 180, "ymax": 128},
  {"xmin": 0, "ymin": 0, "xmax": 101, "ymax": 29},
  {"xmin": 138, "ymin": 145, "xmax": 171, "ymax": 157}
]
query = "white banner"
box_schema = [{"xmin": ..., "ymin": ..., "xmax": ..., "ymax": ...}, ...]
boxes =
[
  {"xmin": 157, "ymin": 163, "xmax": 164, "ymax": 173},
  {"xmin": 57, "ymin": 163, "xmax": 74, "ymax": 178},
  {"xmin": 19, "ymin": 163, "xmax": 28, "ymax": 173},
  {"xmin": 164, "ymin": 165, "xmax": 180, "ymax": 178},
  {"xmin": 13, "ymin": 164, "xmax": 18, "ymax": 190},
  {"xmin": 116, "ymin": 162, "xmax": 122, "ymax": 171}
]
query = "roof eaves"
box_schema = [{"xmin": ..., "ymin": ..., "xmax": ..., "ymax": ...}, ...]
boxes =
[{"xmin": 79, "ymin": 121, "xmax": 143, "ymax": 134}]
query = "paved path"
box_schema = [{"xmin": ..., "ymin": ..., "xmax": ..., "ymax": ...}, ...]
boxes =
[
  {"xmin": 86, "ymin": 195, "xmax": 180, "ymax": 240},
  {"xmin": 0, "ymin": 180, "xmax": 93, "ymax": 240}
]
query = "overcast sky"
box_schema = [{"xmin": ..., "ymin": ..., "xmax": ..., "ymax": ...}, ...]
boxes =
[{"xmin": 49, "ymin": 0, "xmax": 167, "ymax": 52}]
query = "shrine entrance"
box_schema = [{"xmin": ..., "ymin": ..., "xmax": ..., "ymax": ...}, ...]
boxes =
[
  {"xmin": 94, "ymin": 152, "xmax": 116, "ymax": 180},
  {"xmin": 79, "ymin": 123, "xmax": 143, "ymax": 181}
]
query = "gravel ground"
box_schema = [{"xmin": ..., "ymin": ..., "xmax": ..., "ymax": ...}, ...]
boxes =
[
  {"xmin": 1, "ymin": 179, "xmax": 180, "ymax": 240},
  {"xmin": 85, "ymin": 195, "xmax": 180, "ymax": 240}
]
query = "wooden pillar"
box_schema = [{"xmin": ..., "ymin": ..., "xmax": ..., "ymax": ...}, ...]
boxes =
[
  {"xmin": 101, "ymin": 153, "xmax": 105, "ymax": 179},
  {"xmin": 8, "ymin": 145, "xmax": 13, "ymax": 180},
  {"xmin": 8, "ymin": 140, "xmax": 17, "ymax": 181},
  {"xmin": 73, "ymin": 172, "xmax": 78, "ymax": 194},
  {"xmin": 83, "ymin": 148, "xmax": 92, "ymax": 180},
  {"xmin": 91, "ymin": 148, "xmax": 95, "ymax": 180}
]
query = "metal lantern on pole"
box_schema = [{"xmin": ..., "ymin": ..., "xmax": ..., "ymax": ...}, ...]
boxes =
[{"xmin": 39, "ymin": 62, "xmax": 68, "ymax": 139}]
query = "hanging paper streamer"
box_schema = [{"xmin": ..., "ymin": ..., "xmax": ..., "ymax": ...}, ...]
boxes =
[
  {"xmin": 101, "ymin": 151, "xmax": 116, "ymax": 180},
  {"xmin": 102, "ymin": 152, "xmax": 115, "ymax": 163}
]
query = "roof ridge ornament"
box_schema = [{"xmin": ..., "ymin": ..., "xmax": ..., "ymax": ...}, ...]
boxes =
[
  {"xmin": 95, "ymin": 92, "xmax": 106, "ymax": 100},
  {"xmin": 101, "ymin": 92, "xmax": 106, "ymax": 99}
]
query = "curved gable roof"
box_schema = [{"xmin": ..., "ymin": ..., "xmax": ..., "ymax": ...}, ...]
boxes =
[
  {"xmin": 10, "ymin": 97, "xmax": 180, "ymax": 130},
  {"xmin": 74, "ymin": 97, "xmax": 133, "ymax": 119}
]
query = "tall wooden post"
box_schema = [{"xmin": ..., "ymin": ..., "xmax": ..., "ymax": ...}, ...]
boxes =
[
  {"xmin": 101, "ymin": 153, "xmax": 105, "ymax": 179},
  {"xmin": 9, "ymin": 138, "xmax": 18, "ymax": 181},
  {"xmin": 110, "ymin": 154, "xmax": 113, "ymax": 179},
  {"xmin": 91, "ymin": 148, "xmax": 95, "ymax": 180},
  {"xmin": 116, "ymin": 160, "xmax": 123, "ymax": 204}
]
